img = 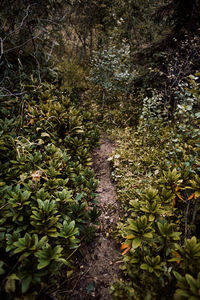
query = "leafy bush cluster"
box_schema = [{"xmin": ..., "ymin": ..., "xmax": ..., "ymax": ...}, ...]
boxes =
[
  {"xmin": 0, "ymin": 82, "xmax": 100, "ymax": 299},
  {"xmin": 109, "ymin": 75, "xmax": 200, "ymax": 299}
]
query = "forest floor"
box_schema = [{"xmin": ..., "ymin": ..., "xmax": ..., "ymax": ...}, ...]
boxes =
[{"xmin": 70, "ymin": 134, "xmax": 122, "ymax": 300}]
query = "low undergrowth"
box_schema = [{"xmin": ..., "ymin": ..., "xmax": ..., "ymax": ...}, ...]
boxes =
[
  {"xmin": 108, "ymin": 75, "xmax": 200, "ymax": 299},
  {"xmin": 0, "ymin": 81, "xmax": 100, "ymax": 299}
]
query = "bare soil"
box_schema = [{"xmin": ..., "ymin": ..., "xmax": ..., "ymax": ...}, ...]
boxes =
[{"xmin": 70, "ymin": 134, "xmax": 121, "ymax": 300}]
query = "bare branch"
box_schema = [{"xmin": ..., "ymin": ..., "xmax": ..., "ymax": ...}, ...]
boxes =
[
  {"xmin": 0, "ymin": 37, "xmax": 3, "ymax": 59},
  {"xmin": 47, "ymin": 41, "xmax": 56, "ymax": 62},
  {"xmin": 0, "ymin": 88, "xmax": 27, "ymax": 99},
  {"xmin": 4, "ymin": 32, "xmax": 41, "ymax": 54},
  {"xmin": 3, "ymin": 4, "xmax": 32, "ymax": 41}
]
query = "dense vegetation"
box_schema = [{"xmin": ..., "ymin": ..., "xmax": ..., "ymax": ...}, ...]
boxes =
[
  {"xmin": 0, "ymin": 0, "xmax": 200, "ymax": 299},
  {"xmin": 0, "ymin": 83, "xmax": 100, "ymax": 298},
  {"xmin": 109, "ymin": 75, "xmax": 200, "ymax": 299},
  {"xmin": 0, "ymin": 1, "xmax": 101, "ymax": 298}
]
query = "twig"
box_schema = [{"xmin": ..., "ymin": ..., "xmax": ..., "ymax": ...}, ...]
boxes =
[
  {"xmin": 66, "ymin": 244, "xmax": 81, "ymax": 261},
  {"xmin": 47, "ymin": 41, "xmax": 56, "ymax": 62},
  {"xmin": 0, "ymin": 91, "xmax": 27, "ymax": 98},
  {"xmin": 3, "ymin": 5, "xmax": 32, "ymax": 40},
  {"xmin": 4, "ymin": 32, "xmax": 41, "ymax": 54},
  {"xmin": 0, "ymin": 37, "xmax": 3, "ymax": 59},
  {"xmin": 0, "ymin": 203, "xmax": 8, "ymax": 210}
]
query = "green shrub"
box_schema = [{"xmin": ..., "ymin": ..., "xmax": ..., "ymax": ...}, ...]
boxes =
[
  {"xmin": 110, "ymin": 75, "xmax": 200, "ymax": 299},
  {"xmin": 0, "ymin": 82, "xmax": 100, "ymax": 298}
]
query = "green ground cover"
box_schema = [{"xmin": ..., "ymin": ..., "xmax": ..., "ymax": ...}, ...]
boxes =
[
  {"xmin": 0, "ymin": 82, "xmax": 100, "ymax": 299},
  {"xmin": 107, "ymin": 78, "xmax": 200, "ymax": 299}
]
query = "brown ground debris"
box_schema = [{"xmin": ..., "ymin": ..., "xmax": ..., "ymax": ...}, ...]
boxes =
[{"xmin": 70, "ymin": 134, "xmax": 121, "ymax": 300}]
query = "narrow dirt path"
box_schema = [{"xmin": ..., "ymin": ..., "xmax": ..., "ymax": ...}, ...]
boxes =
[{"xmin": 71, "ymin": 134, "xmax": 121, "ymax": 300}]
